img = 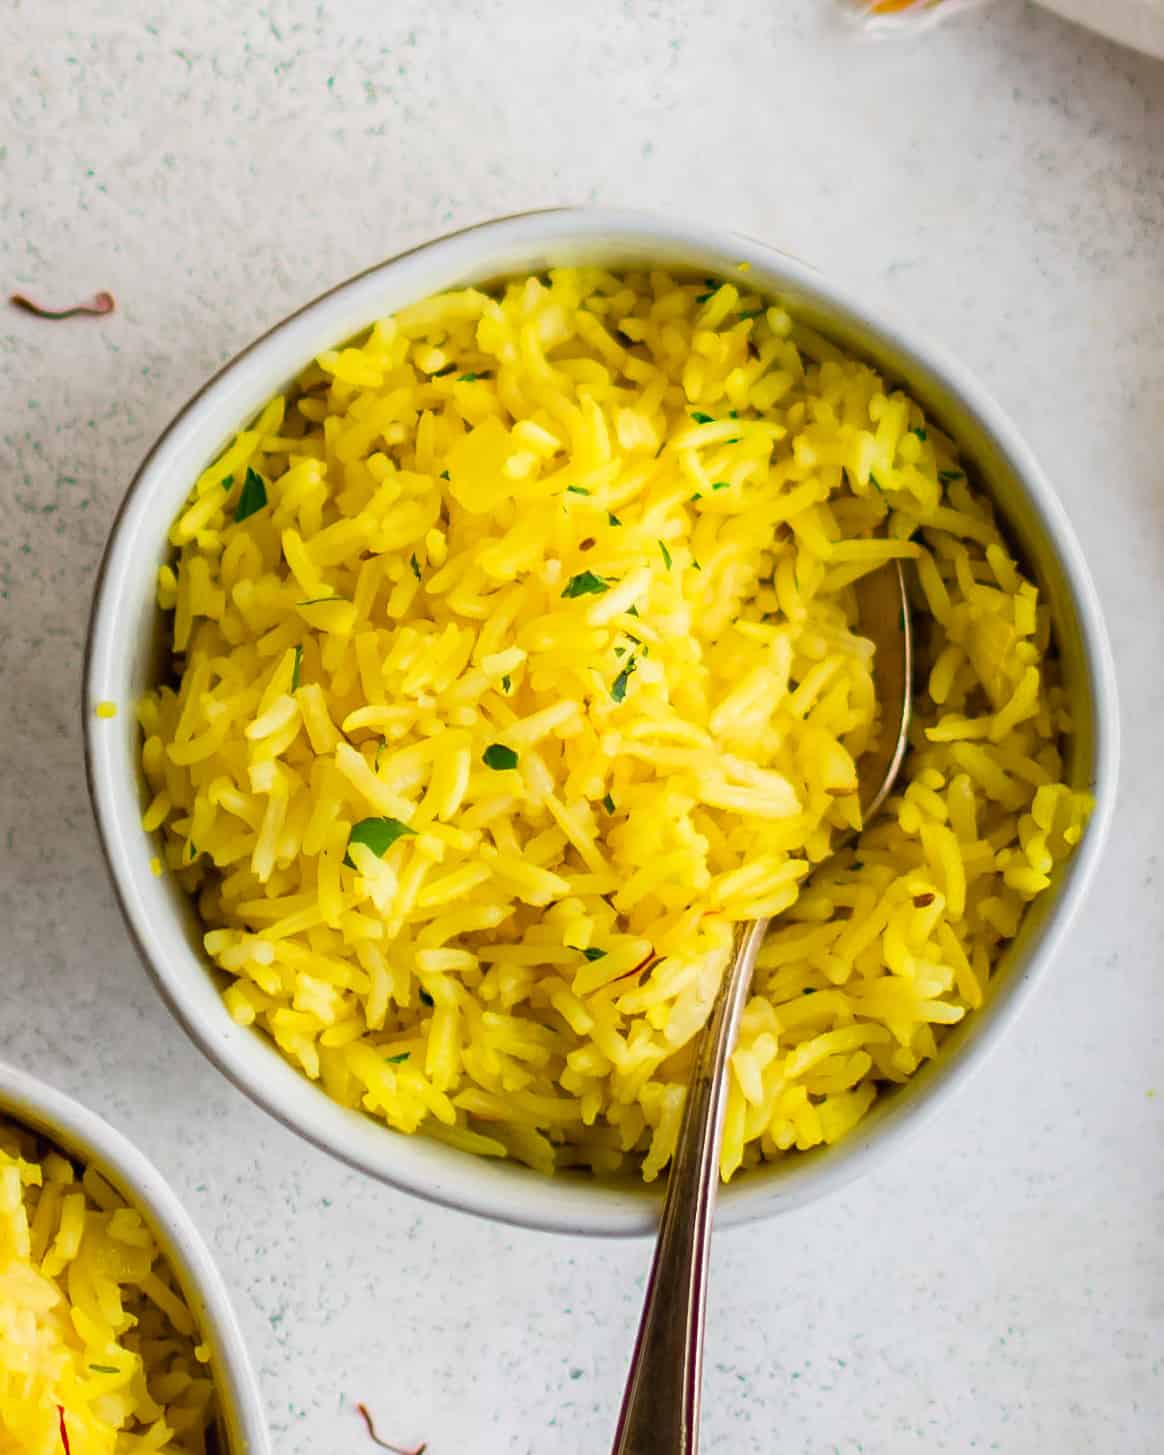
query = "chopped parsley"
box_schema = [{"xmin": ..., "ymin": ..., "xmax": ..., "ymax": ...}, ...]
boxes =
[
  {"xmin": 418, "ymin": 988, "xmax": 435, "ymax": 1007},
  {"xmin": 690, "ymin": 411, "xmax": 714, "ymax": 424},
  {"xmin": 738, "ymin": 309, "xmax": 761, "ymax": 319},
  {"xmin": 802, "ymin": 987, "xmax": 817, "ymax": 996},
  {"xmin": 614, "ymin": 645, "xmax": 626, "ymax": 657},
  {"xmin": 482, "ymin": 743, "xmax": 518, "ymax": 771},
  {"xmin": 695, "ymin": 289, "xmax": 715, "ymax": 303},
  {"xmin": 602, "ymin": 792, "xmax": 616, "ymax": 814},
  {"xmin": 458, "ymin": 372, "xmax": 482, "ymax": 382},
  {"xmin": 500, "ymin": 674, "xmax": 511, "ymax": 693},
  {"xmin": 291, "ymin": 644, "xmax": 302, "ymax": 691},
  {"xmin": 692, "ymin": 559, "xmax": 702, "ymax": 571},
  {"xmin": 410, "ymin": 552, "xmax": 422, "ymax": 582},
  {"xmin": 89, "ymin": 1365, "xmax": 119, "ymax": 1375},
  {"xmin": 611, "ymin": 656, "xmax": 637, "ymax": 703},
  {"xmin": 569, "ymin": 945, "xmax": 607, "ymax": 962},
  {"xmin": 690, "ymin": 492, "xmax": 702, "ymax": 502},
  {"xmin": 345, "ymin": 816, "xmax": 417, "ymax": 866},
  {"xmin": 607, "ymin": 511, "xmax": 622, "ymax": 526},
  {"xmin": 384, "ymin": 1052, "xmax": 410, "ymax": 1064},
  {"xmin": 220, "ymin": 474, "xmax": 233, "ymax": 491},
  {"xmin": 626, "ymin": 604, "xmax": 639, "ymax": 617},
  {"xmin": 712, "ymin": 480, "xmax": 729, "ymax": 491},
  {"xmin": 658, "ymin": 540, "xmax": 672, "ymax": 570},
  {"xmin": 910, "ymin": 427, "xmax": 928, "ymax": 441},
  {"xmin": 566, "ymin": 485, "xmax": 591, "ymax": 496},
  {"xmin": 561, "ymin": 571, "xmax": 609, "ymax": 598},
  {"xmin": 233, "ymin": 467, "xmax": 267, "ymax": 522},
  {"xmin": 432, "ymin": 363, "xmax": 457, "ymax": 377},
  {"xmin": 440, "ymin": 469, "xmax": 450, "ymax": 481},
  {"xmin": 939, "ymin": 468, "xmax": 964, "ymax": 483}
]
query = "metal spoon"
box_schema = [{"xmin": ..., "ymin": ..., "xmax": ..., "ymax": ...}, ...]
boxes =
[{"xmin": 611, "ymin": 561, "xmax": 913, "ymax": 1455}]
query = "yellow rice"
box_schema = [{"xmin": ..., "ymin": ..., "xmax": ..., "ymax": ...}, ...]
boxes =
[
  {"xmin": 0, "ymin": 1118, "xmax": 214, "ymax": 1454},
  {"xmin": 140, "ymin": 266, "xmax": 1089, "ymax": 1182}
]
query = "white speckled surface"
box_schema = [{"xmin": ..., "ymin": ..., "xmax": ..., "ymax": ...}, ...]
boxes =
[{"xmin": 1, "ymin": 3, "xmax": 1161, "ymax": 1451}]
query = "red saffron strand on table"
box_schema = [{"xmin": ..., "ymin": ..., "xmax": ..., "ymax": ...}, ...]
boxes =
[
  {"xmin": 356, "ymin": 1402, "xmax": 428, "ymax": 1455},
  {"xmin": 9, "ymin": 290, "xmax": 115, "ymax": 320},
  {"xmin": 57, "ymin": 1406, "xmax": 73, "ymax": 1455}
]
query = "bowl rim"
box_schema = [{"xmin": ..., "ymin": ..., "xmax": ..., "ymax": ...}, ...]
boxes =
[
  {"xmin": 0, "ymin": 1061, "xmax": 270, "ymax": 1455},
  {"xmin": 83, "ymin": 206, "xmax": 1120, "ymax": 1237}
]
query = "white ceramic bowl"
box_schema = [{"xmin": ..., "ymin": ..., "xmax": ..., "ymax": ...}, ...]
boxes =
[
  {"xmin": 84, "ymin": 208, "xmax": 1118, "ymax": 1237},
  {"xmin": 0, "ymin": 1062, "xmax": 269, "ymax": 1455}
]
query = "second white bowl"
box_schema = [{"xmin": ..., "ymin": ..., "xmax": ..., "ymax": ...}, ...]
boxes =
[{"xmin": 0, "ymin": 1062, "xmax": 268, "ymax": 1455}]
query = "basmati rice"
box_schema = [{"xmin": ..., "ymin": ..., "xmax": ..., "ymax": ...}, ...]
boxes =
[
  {"xmin": 141, "ymin": 266, "xmax": 1088, "ymax": 1182},
  {"xmin": 0, "ymin": 1117, "xmax": 214, "ymax": 1453}
]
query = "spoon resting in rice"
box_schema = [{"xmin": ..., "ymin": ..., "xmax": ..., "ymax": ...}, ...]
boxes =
[{"xmin": 612, "ymin": 560, "xmax": 912, "ymax": 1455}]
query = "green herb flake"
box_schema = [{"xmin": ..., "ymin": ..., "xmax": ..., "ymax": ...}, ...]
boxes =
[
  {"xmin": 482, "ymin": 743, "xmax": 519, "ymax": 771},
  {"xmin": 613, "ymin": 645, "xmax": 626, "ymax": 658},
  {"xmin": 611, "ymin": 657, "xmax": 637, "ymax": 704},
  {"xmin": 939, "ymin": 468, "xmax": 964, "ymax": 483},
  {"xmin": 566, "ymin": 485, "xmax": 591, "ymax": 496},
  {"xmin": 658, "ymin": 540, "xmax": 672, "ymax": 570},
  {"xmin": 569, "ymin": 945, "xmax": 607, "ymax": 962},
  {"xmin": 384, "ymin": 1052, "xmax": 410, "ymax": 1064},
  {"xmin": 220, "ymin": 473, "xmax": 234, "ymax": 492},
  {"xmin": 690, "ymin": 492, "xmax": 702, "ymax": 502},
  {"xmin": 911, "ymin": 427, "xmax": 928, "ymax": 442},
  {"xmin": 410, "ymin": 552, "xmax": 422, "ymax": 582},
  {"xmin": 418, "ymin": 988, "xmax": 435, "ymax": 1007},
  {"xmin": 89, "ymin": 1365, "xmax": 119, "ymax": 1375},
  {"xmin": 602, "ymin": 793, "xmax": 616, "ymax": 814},
  {"xmin": 626, "ymin": 604, "xmax": 640, "ymax": 618},
  {"xmin": 690, "ymin": 411, "xmax": 714, "ymax": 424},
  {"xmin": 738, "ymin": 309, "xmax": 761, "ymax": 319},
  {"xmin": 345, "ymin": 816, "xmax": 417, "ymax": 866},
  {"xmin": 695, "ymin": 290, "xmax": 715, "ymax": 303},
  {"xmin": 728, "ymin": 410, "xmax": 739, "ymax": 419},
  {"xmin": 561, "ymin": 570, "xmax": 609, "ymax": 599},
  {"xmin": 440, "ymin": 469, "xmax": 451, "ymax": 481},
  {"xmin": 692, "ymin": 559, "xmax": 702, "ymax": 571},
  {"xmin": 457, "ymin": 372, "xmax": 481, "ymax": 382},
  {"xmin": 374, "ymin": 738, "xmax": 387, "ymax": 770},
  {"xmin": 851, "ymin": 861, "xmax": 864, "ymax": 872},
  {"xmin": 802, "ymin": 987, "xmax": 817, "ymax": 996},
  {"xmin": 607, "ymin": 511, "xmax": 622, "ymax": 526},
  {"xmin": 712, "ymin": 480, "xmax": 730, "ymax": 491},
  {"xmin": 291, "ymin": 644, "xmax": 302, "ymax": 692},
  {"xmin": 234, "ymin": 467, "xmax": 267, "ymax": 523},
  {"xmin": 500, "ymin": 674, "xmax": 511, "ymax": 693}
]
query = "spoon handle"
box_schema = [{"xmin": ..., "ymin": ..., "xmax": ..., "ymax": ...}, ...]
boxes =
[{"xmin": 610, "ymin": 915, "xmax": 770, "ymax": 1455}]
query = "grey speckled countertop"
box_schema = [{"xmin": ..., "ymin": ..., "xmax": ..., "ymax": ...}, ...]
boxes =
[{"xmin": 1, "ymin": 3, "xmax": 1162, "ymax": 1452}]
